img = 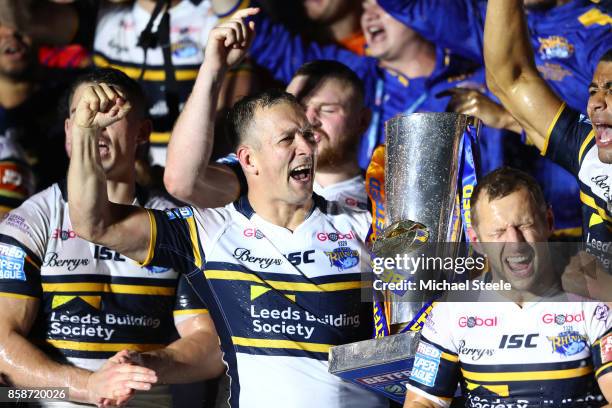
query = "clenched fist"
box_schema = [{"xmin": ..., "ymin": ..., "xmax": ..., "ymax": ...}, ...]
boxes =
[
  {"xmin": 204, "ymin": 7, "xmax": 259, "ymax": 73},
  {"xmin": 74, "ymin": 83, "xmax": 132, "ymax": 130}
]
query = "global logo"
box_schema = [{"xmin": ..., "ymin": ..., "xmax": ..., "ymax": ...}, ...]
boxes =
[
  {"xmin": 316, "ymin": 231, "xmax": 355, "ymax": 242},
  {"xmin": 52, "ymin": 228, "xmax": 77, "ymax": 241},
  {"xmin": 243, "ymin": 228, "xmax": 264, "ymax": 239},
  {"xmin": 542, "ymin": 312, "xmax": 584, "ymax": 325},
  {"xmin": 547, "ymin": 329, "xmax": 587, "ymax": 357},
  {"xmin": 458, "ymin": 316, "xmax": 498, "ymax": 328},
  {"xmin": 324, "ymin": 247, "xmax": 359, "ymax": 270}
]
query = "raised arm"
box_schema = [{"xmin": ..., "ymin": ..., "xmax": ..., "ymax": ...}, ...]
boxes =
[
  {"xmin": 484, "ymin": 0, "xmax": 563, "ymax": 151},
  {"xmin": 164, "ymin": 9, "xmax": 259, "ymax": 207},
  {"xmin": 67, "ymin": 84, "xmax": 151, "ymax": 263}
]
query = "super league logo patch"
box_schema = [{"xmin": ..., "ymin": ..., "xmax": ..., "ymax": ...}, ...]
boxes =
[{"xmin": 0, "ymin": 243, "xmax": 26, "ymax": 281}]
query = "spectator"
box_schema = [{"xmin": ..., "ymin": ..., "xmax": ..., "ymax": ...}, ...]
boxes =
[
  {"xmin": 0, "ymin": 23, "xmax": 69, "ymax": 193},
  {"xmin": 402, "ymin": 167, "xmax": 612, "ymax": 407},
  {"xmin": 484, "ymin": 0, "xmax": 611, "ymax": 267},
  {"xmin": 66, "ymin": 11, "xmax": 388, "ymax": 407},
  {"xmin": 0, "ymin": 68, "xmax": 224, "ymax": 407},
  {"xmin": 0, "ymin": 136, "xmax": 34, "ymax": 215},
  {"xmin": 302, "ymin": 0, "xmax": 366, "ymax": 55}
]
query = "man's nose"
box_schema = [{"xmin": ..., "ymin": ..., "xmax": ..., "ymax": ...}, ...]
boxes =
[
  {"xmin": 588, "ymin": 90, "xmax": 607, "ymax": 114},
  {"xmin": 305, "ymin": 106, "xmax": 321, "ymax": 128},
  {"xmin": 505, "ymin": 225, "xmax": 526, "ymax": 243}
]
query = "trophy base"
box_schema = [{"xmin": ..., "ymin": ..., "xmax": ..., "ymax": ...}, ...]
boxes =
[{"xmin": 328, "ymin": 332, "xmax": 420, "ymax": 403}]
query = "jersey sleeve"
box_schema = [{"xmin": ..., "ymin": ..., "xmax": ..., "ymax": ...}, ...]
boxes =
[
  {"xmin": 0, "ymin": 192, "xmax": 52, "ymax": 300},
  {"xmin": 542, "ymin": 103, "xmax": 594, "ymax": 176},
  {"xmin": 376, "ymin": 0, "xmax": 485, "ymax": 63},
  {"xmin": 173, "ymin": 274, "xmax": 209, "ymax": 325},
  {"xmin": 407, "ymin": 303, "xmax": 460, "ymax": 407},
  {"xmin": 585, "ymin": 302, "xmax": 612, "ymax": 380},
  {"xmin": 141, "ymin": 206, "xmax": 206, "ymax": 274}
]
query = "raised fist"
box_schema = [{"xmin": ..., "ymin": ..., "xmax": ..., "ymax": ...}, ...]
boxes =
[
  {"xmin": 74, "ymin": 83, "xmax": 132, "ymax": 130},
  {"xmin": 204, "ymin": 7, "xmax": 259, "ymax": 72}
]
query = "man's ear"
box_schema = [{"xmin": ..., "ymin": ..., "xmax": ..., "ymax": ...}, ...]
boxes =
[
  {"xmin": 237, "ymin": 145, "xmax": 258, "ymax": 176},
  {"xmin": 467, "ymin": 226, "xmax": 484, "ymax": 253},
  {"xmin": 64, "ymin": 118, "xmax": 72, "ymax": 157}
]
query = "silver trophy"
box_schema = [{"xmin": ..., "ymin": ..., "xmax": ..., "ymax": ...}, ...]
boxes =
[{"xmin": 329, "ymin": 113, "xmax": 480, "ymax": 403}]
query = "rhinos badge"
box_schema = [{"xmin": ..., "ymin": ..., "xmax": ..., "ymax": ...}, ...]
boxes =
[{"xmin": 547, "ymin": 328, "xmax": 587, "ymax": 357}]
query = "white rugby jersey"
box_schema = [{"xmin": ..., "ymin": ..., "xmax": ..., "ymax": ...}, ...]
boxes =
[
  {"xmin": 0, "ymin": 182, "xmax": 207, "ymax": 407},
  {"xmin": 142, "ymin": 195, "xmax": 387, "ymax": 408},
  {"xmin": 314, "ymin": 175, "xmax": 368, "ymax": 211},
  {"xmin": 93, "ymin": 0, "xmax": 217, "ymax": 166},
  {"xmin": 408, "ymin": 299, "xmax": 612, "ymax": 408}
]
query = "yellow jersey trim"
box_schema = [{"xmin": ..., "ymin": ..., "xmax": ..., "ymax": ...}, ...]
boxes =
[
  {"xmin": 46, "ymin": 339, "xmax": 164, "ymax": 352},
  {"xmin": 42, "ymin": 282, "xmax": 175, "ymax": 296},
  {"xmin": 231, "ymin": 336, "xmax": 331, "ymax": 353},
  {"xmin": 578, "ymin": 130, "xmax": 596, "ymax": 165},
  {"xmin": 0, "ymin": 292, "xmax": 37, "ymax": 300},
  {"xmin": 541, "ymin": 102, "xmax": 566, "ymax": 156},
  {"xmin": 595, "ymin": 362, "xmax": 612, "ymax": 378},
  {"xmin": 461, "ymin": 366, "xmax": 592, "ymax": 382},
  {"xmin": 139, "ymin": 209, "xmax": 157, "ymax": 267},
  {"xmin": 580, "ymin": 191, "xmax": 612, "ymax": 223},
  {"xmin": 205, "ymin": 270, "xmax": 363, "ymax": 292},
  {"xmin": 173, "ymin": 308, "xmax": 209, "ymax": 316},
  {"xmin": 93, "ymin": 55, "xmax": 199, "ymax": 82}
]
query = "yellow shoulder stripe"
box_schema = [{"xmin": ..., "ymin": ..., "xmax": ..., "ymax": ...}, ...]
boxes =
[
  {"xmin": 231, "ymin": 336, "xmax": 331, "ymax": 353},
  {"xmin": 541, "ymin": 102, "xmax": 566, "ymax": 156}
]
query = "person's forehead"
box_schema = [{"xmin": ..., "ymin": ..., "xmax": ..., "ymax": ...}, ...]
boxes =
[
  {"xmin": 592, "ymin": 61, "xmax": 612, "ymax": 82},
  {"xmin": 252, "ymin": 102, "xmax": 308, "ymax": 131},
  {"xmin": 477, "ymin": 189, "xmax": 538, "ymax": 223},
  {"xmin": 288, "ymin": 76, "xmax": 355, "ymax": 105}
]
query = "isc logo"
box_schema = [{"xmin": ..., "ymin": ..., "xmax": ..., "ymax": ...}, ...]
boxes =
[{"xmin": 499, "ymin": 334, "xmax": 539, "ymax": 349}]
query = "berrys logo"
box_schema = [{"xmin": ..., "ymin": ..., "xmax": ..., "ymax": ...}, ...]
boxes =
[
  {"xmin": 458, "ymin": 316, "xmax": 498, "ymax": 328},
  {"xmin": 243, "ymin": 228, "xmax": 264, "ymax": 239},
  {"xmin": 51, "ymin": 228, "xmax": 77, "ymax": 241},
  {"xmin": 542, "ymin": 312, "xmax": 585, "ymax": 325},
  {"xmin": 316, "ymin": 231, "xmax": 355, "ymax": 242}
]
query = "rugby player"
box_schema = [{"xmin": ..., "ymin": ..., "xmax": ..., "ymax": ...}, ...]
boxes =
[
  {"xmin": 484, "ymin": 0, "xmax": 611, "ymax": 264},
  {"xmin": 65, "ymin": 12, "xmax": 387, "ymax": 408},
  {"xmin": 0, "ymin": 68, "xmax": 224, "ymax": 407},
  {"xmin": 403, "ymin": 167, "xmax": 612, "ymax": 408},
  {"xmin": 164, "ymin": 11, "xmax": 371, "ymax": 210}
]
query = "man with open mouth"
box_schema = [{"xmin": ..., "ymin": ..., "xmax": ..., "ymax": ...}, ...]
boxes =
[
  {"xmin": 485, "ymin": 0, "xmax": 611, "ymax": 271},
  {"xmin": 402, "ymin": 167, "xmax": 611, "ymax": 408},
  {"xmin": 65, "ymin": 9, "xmax": 387, "ymax": 408}
]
